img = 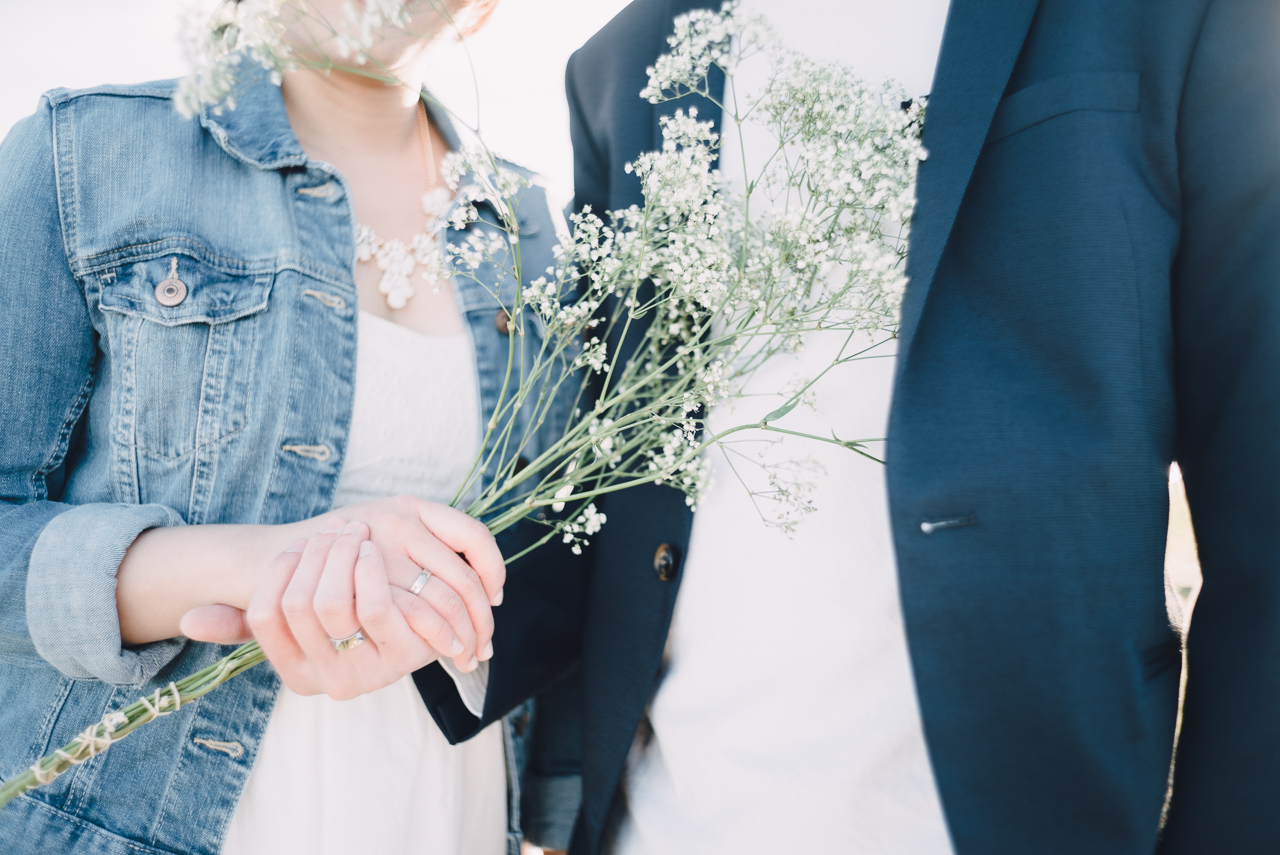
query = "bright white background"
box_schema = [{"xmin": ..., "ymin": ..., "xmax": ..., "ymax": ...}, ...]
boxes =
[{"xmin": 0, "ymin": 0, "xmax": 633, "ymax": 200}]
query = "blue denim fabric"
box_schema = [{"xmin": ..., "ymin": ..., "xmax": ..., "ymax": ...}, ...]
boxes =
[{"xmin": 0, "ymin": 69, "xmax": 570, "ymax": 855}]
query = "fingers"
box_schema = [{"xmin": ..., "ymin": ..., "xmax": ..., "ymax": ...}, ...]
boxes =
[
  {"xmin": 353, "ymin": 541, "xmax": 437, "ymax": 673},
  {"xmin": 395, "ymin": 534, "xmax": 491, "ymax": 668},
  {"xmin": 414, "ymin": 500, "xmax": 506, "ymax": 606},
  {"xmin": 390, "ymin": 587, "xmax": 473, "ymax": 667},
  {"xmin": 246, "ymin": 539, "xmax": 310, "ymax": 689},
  {"xmin": 312, "ymin": 520, "xmax": 367, "ymax": 642},
  {"xmin": 180, "ymin": 604, "xmax": 252, "ymax": 644},
  {"xmin": 279, "ymin": 520, "xmax": 346, "ymax": 678}
]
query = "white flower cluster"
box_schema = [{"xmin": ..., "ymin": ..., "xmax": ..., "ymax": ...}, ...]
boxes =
[
  {"xmin": 560, "ymin": 503, "xmax": 607, "ymax": 555},
  {"xmin": 646, "ymin": 426, "xmax": 713, "ymax": 510},
  {"xmin": 640, "ymin": 1, "xmax": 771, "ymax": 103},
  {"xmin": 176, "ymin": 0, "xmax": 290, "ymax": 116}
]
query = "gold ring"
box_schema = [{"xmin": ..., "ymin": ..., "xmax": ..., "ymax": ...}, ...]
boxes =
[{"xmin": 329, "ymin": 629, "xmax": 365, "ymax": 652}]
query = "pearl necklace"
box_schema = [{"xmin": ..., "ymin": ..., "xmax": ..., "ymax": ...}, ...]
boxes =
[{"xmin": 354, "ymin": 103, "xmax": 454, "ymax": 310}]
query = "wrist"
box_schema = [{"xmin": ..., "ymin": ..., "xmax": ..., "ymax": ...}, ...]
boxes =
[{"xmin": 226, "ymin": 519, "xmax": 312, "ymax": 610}]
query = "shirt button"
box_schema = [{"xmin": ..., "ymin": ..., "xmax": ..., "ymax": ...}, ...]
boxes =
[
  {"xmin": 495, "ymin": 309, "xmax": 512, "ymax": 335},
  {"xmin": 154, "ymin": 276, "xmax": 187, "ymax": 307},
  {"xmin": 653, "ymin": 543, "xmax": 678, "ymax": 581}
]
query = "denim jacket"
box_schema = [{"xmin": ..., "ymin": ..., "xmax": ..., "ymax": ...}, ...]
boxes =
[{"xmin": 0, "ymin": 70, "xmax": 573, "ymax": 854}]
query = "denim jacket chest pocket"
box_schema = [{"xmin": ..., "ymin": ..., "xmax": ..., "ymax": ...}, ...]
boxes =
[{"xmin": 96, "ymin": 252, "xmax": 274, "ymax": 461}]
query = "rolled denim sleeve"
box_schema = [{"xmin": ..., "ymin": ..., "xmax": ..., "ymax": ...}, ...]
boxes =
[
  {"xmin": 26, "ymin": 503, "xmax": 188, "ymax": 684},
  {"xmin": 0, "ymin": 98, "xmax": 186, "ymax": 685}
]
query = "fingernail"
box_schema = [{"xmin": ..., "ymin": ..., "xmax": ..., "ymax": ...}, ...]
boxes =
[
  {"xmin": 342, "ymin": 520, "xmax": 363, "ymax": 535},
  {"xmin": 319, "ymin": 519, "xmax": 342, "ymax": 534},
  {"xmin": 359, "ymin": 541, "xmax": 375, "ymax": 557},
  {"xmin": 492, "ymin": 588, "xmax": 504, "ymax": 607},
  {"xmin": 466, "ymin": 656, "xmax": 479, "ymax": 672},
  {"xmin": 480, "ymin": 641, "xmax": 494, "ymax": 661},
  {"xmin": 450, "ymin": 637, "xmax": 464, "ymax": 656},
  {"xmin": 285, "ymin": 539, "xmax": 307, "ymax": 554}
]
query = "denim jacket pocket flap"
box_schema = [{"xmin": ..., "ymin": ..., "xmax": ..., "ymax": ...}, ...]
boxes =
[
  {"xmin": 989, "ymin": 71, "xmax": 1141, "ymax": 144},
  {"xmin": 99, "ymin": 254, "xmax": 273, "ymax": 326}
]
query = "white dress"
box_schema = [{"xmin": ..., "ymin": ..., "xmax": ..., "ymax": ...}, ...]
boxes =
[{"xmin": 223, "ymin": 311, "xmax": 507, "ymax": 855}]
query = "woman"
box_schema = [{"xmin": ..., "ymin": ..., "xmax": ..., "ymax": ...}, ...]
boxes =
[{"xmin": 0, "ymin": 1, "xmax": 571, "ymax": 852}]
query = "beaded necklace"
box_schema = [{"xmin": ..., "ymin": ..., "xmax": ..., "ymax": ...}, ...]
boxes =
[{"xmin": 354, "ymin": 102, "xmax": 454, "ymax": 310}]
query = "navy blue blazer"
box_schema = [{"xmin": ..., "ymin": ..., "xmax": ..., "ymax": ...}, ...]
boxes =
[{"xmin": 423, "ymin": 1, "xmax": 1280, "ymax": 852}]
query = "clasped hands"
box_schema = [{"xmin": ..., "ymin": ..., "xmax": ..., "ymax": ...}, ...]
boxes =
[{"xmin": 177, "ymin": 496, "xmax": 504, "ymax": 701}]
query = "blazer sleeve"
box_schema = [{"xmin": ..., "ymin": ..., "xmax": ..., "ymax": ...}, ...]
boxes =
[
  {"xmin": 1161, "ymin": 0, "xmax": 1280, "ymax": 847},
  {"xmin": 0, "ymin": 97, "xmax": 188, "ymax": 687},
  {"xmin": 415, "ymin": 517, "xmax": 589, "ymax": 741}
]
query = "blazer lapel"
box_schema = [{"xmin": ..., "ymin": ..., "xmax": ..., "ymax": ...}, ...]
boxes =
[{"xmin": 899, "ymin": 0, "xmax": 1041, "ymax": 355}]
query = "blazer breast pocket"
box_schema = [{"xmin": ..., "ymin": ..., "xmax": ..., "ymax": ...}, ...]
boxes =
[{"xmin": 988, "ymin": 71, "xmax": 1141, "ymax": 144}]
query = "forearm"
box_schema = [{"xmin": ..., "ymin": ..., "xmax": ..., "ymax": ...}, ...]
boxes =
[{"xmin": 116, "ymin": 519, "xmax": 311, "ymax": 646}]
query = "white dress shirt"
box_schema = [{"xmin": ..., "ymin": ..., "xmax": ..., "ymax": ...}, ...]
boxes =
[{"xmin": 615, "ymin": 2, "xmax": 956, "ymax": 853}]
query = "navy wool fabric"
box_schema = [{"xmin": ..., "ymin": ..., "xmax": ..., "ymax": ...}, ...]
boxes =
[{"xmin": 424, "ymin": 1, "xmax": 1280, "ymax": 853}]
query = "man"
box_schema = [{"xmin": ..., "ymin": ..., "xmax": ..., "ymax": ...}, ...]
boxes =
[{"xmin": 422, "ymin": 1, "xmax": 1280, "ymax": 852}]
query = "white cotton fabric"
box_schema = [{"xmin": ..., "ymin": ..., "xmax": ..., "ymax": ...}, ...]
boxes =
[
  {"xmin": 223, "ymin": 310, "xmax": 506, "ymax": 855},
  {"xmin": 615, "ymin": 2, "xmax": 957, "ymax": 853}
]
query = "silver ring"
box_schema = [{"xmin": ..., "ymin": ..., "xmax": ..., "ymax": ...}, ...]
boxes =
[
  {"xmin": 329, "ymin": 629, "xmax": 365, "ymax": 652},
  {"xmin": 409, "ymin": 570, "xmax": 432, "ymax": 596}
]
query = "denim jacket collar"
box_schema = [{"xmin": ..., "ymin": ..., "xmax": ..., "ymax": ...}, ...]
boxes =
[
  {"xmin": 199, "ymin": 65, "xmax": 308, "ymax": 170},
  {"xmin": 199, "ymin": 61, "xmax": 465, "ymax": 172}
]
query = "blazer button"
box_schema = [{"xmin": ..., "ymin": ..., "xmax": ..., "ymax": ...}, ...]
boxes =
[
  {"xmin": 495, "ymin": 309, "xmax": 512, "ymax": 334},
  {"xmin": 653, "ymin": 543, "xmax": 678, "ymax": 581}
]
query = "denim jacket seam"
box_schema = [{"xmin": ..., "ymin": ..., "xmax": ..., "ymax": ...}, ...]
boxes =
[
  {"xmin": 17, "ymin": 796, "xmax": 180, "ymax": 855},
  {"xmin": 49, "ymin": 95, "xmax": 80, "ymax": 266},
  {"xmin": 73, "ymin": 238, "xmax": 278, "ymax": 277},
  {"xmin": 31, "ymin": 677, "xmax": 76, "ymax": 774},
  {"xmin": 75, "ymin": 241, "xmax": 358, "ymax": 297},
  {"xmin": 132, "ymin": 423, "xmax": 251, "ymax": 462},
  {"xmin": 64, "ymin": 690, "xmax": 119, "ymax": 816},
  {"xmin": 118, "ymin": 316, "xmax": 143, "ymax": 504},
  {"xmin": 148, "ymin": 708, "xmax": 202, "ymax": 850},
  {"xmin": 31, "ymin": 365, "xmax": 98, "ymax": 501},
  {"xmin": 43, "ymin": 84, "xmax": 177, "ymax": 109}
]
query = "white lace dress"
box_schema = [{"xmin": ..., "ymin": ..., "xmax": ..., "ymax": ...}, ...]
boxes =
[{"xmin": 223, "ymin": 311, "xmax": 507, "ymax": 855}]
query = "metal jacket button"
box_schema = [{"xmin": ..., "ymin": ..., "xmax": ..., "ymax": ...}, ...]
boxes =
[
  {"xmin": 653, "ymin": 543, "xmax": 677, "ymax": 581},
  {"xmin": 495, "ymin": 308, "xmax": 512, "ymax": 335},
  {"xmin": 155, "ymin": 258, "xmax": 187, "ymax": 307}
]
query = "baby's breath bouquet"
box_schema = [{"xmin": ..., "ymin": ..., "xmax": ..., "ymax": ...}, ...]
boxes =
[{"xmin": 0, "ymin": 0, "xmax": 923, "ymax": 807}]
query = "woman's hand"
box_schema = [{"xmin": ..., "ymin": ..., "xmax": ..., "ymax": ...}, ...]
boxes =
[
  {"xmin": 237, "ymin": 520, "xmax": 449, "ymax": 699},
  {"xmin": 328, "ymin": 495, "xmax": 505, "ymax": 670},
  {"xmin": 132, "ymin": 496, "xmax": 504, "ymax": 675}
]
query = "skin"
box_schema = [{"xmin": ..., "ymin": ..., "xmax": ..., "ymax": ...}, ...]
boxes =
[{"xmin": 115, "ymin": 0, "xmax": 504, "ymax": 696}]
